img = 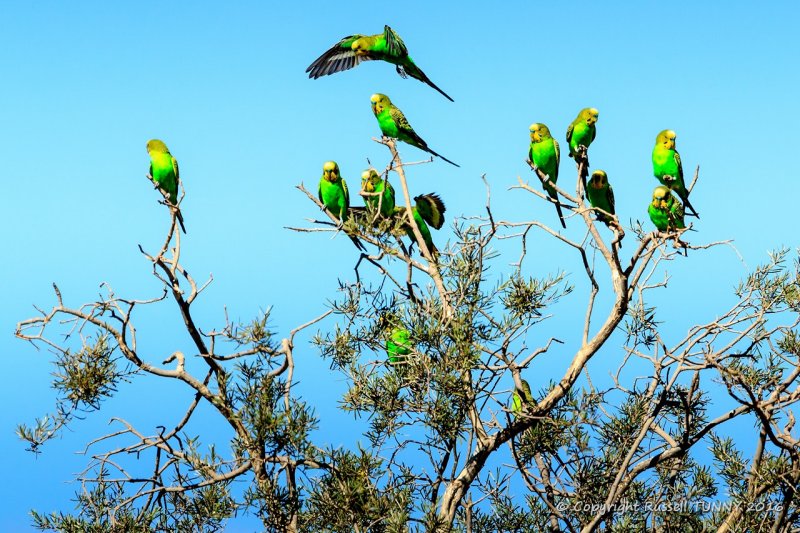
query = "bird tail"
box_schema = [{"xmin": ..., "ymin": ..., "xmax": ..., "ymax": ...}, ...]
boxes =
[
  {"xmin": 550, "ymin": 189, "xmax": 566, "ymax": 229},
  {"xmin": 403, "ymin": 64, "xmax": 454, "ymax": 102},
  {"xmin": 425, "ymin": 146, "xmax": 460, "ymax": 167},
  {"xmin": 348, "ymin": 234, "xmax": 367, "ymax": 252},
  {"xmin": 176, "ymin": 210, "xmax": 187, "ymax": 234},
  {"xmin": 682, "ymin": 194, "xmax": 700, "ymax": 218}
]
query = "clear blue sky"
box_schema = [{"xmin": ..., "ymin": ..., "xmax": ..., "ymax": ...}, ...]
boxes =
[{"xmin": 1, "ymin": 1, "xmax": 798, "ymax": 530}]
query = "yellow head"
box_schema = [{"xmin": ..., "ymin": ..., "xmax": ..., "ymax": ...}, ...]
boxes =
[
  {"xmin": 146, "ymin": 139, "xmax": 170, "ymax": 154},
  {"xmin": 529, "ymin": 123, "xmax": 551, "ymax": 143},
  {"xmin": 351, "ymin": 37, "xmax": 369, "ymax": 56},
  {"xmin": 590, "ymin": 170, "xmax": 608, "ymax": 189},
  {"xmin": 655, "ymin": 129, "xmax": 677, "ymax": 150},
  {"xmin": 361, "ymin": 168, "xmax": 381, "ymax": 192},
  {"xmin": 583, "ymin": 108, "xmax": 599, "ymax": 126},
  {"xmin": 322, "ymin": 161, "xmax": 340, "ymax": 183},
  {"xmin": 651, "ymin": 185, "xmax": 671, "ymax": 209},
  {"xmin": 370, "ymin": 93, "xmax": 390, "ymax": 114}
]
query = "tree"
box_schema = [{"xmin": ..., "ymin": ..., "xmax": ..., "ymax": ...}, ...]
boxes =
[{"xmin": 16, "ymin": 137, "xmax": 800, "ymax": 532}]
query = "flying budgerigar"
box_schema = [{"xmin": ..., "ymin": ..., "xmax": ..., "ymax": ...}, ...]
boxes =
[
  {"xmin": 566, "ymin": 107, "xmax": 599, "ymax": 159},
  {"xmin": 511, "ymin": 378, "xmax": 534, "ymax": 416},
  {"xmin": 370, "ymin": 93, "xmax": 459, "ymax": 167},
  {"xmin": 529, "ymin": 123, "xmax": 565, "ymax": 229},
  {"xmin": 397, "ymin": 193, "xmax": 446, "ymax": 258},
  {"xmin": 587, "ymin": 170, "xmax": 616, "ymax": 223},
  {"xmin": 306, "ymin": 25, "xmax": 453, "ymax": 102},
  {"xmin": 361, "ymin": 168, "xmax": 396, "ymax": 217},
  {"xmin": 652, "ymin": 130, "xmax": 699, "ymax": 218},
  {"xmin": 648, "ymin": 185, "xmax": 686, "ymax": 232},
  {"xmin": 146, "ymin": 139, "xmax": 186, "ymax": 233}
]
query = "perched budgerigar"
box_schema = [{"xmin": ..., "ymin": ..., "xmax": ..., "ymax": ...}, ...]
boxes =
[
  {"xmin": 361, "ymin": 168, "xmax": 395, "ymax": 217},
  {"xmin": 378, "ymin": 312, "xmax": 411, "ymax": 364},
  {"xmin": 529, "ymin": 123, "xmax": 565, "ymax": 229},
  {"xmin": 587, "ymin": 170, "xmax": 616, "ymax": 223},
  {"xmin": 398, "ymin": 193, "xmax": 446, "ymax": 258},
  {"xmin": 511, "ymin": 378, "xmax": 534, "ymax": 416},
  {"xmin": 318, "ymin": 161, "xmax": 366, "ymax": 251},
  {"xmin": 652, "ymin": 130, "xmax": 699, "ymax": 218},
  {"xmin": 146, "ymin": 139, "xmax": 186, "ymax": 233},
  {"xmin": 306, "ymin": 25, "xmax": 453, "ymax": 101},
  {"xmin": 566, "ymin": 107, "xmax": 599, "ymax": 159},
  {"xmin": 648, "ymin": 186, "xmax": 686, "ymax": 232},
  {"xmin": 318, "ymin": 161, "xmax": 350, "ymax": 221},
  {"xmin": 370, "ymin": 93, "xmax": 459, "ymax": 167}
]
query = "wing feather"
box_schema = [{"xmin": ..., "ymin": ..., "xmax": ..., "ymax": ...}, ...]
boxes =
[
  {"xmin": 306, "ymin": 35, "xmax": 370, "ymax": 78},
  {"xmin": 383, "ymin": 26, "xmax": 408, "ymax": 57},
  {"xmin": 389, "ymin": 105, "xmax": 412, "ymax": 132}
]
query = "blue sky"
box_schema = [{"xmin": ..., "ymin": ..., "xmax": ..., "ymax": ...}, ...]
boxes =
[{"xmin": 1, "ymin": 1, "xmax": 798, "ymax": 530}]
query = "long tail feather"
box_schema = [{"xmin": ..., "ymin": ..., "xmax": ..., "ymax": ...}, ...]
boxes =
[
  {"xmin": 683, "ymin": 195, "xmax": 700, "ymax": 218},
  {"xmin": 422, "ymin": 77, "xmax": 454, "ymax": 102},
  {"xmin": 550, "ymin": 190, "xmax": 566, "ymax": 229},
  {"xmin": 424, "ymin": 146, "xmax": 459, "ymax": 167},
  {"xmin": 177, "ymin": 210, "xmax": 187, "ymax": 234},
  {"xmin": 405, "ymin": 65, "xmax": 454, "ymax": 102}
]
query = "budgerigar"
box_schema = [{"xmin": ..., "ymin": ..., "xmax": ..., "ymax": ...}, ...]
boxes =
[
  {"xmin": 652, "ymin": 129, "xmax": 699, "ymax": 217},
  {"xmin": 318, "ymin": 161, "xmax": 366, "ymax": 251},
  {"xmin": 397, "ymin": 193, "xmax": 446, "ymax": 258},
  {"xmin": 566, "ymin": 107, "xmax": 599, "ymax": 159},
  {"xmin": 379, "ymin": 312, "xmax": 411, "ymax": 364},
  {"xmin": 306, "ymin": 25, "xmax": 453, "ymax": 101},
  {"xmin": 529, "ymin": 123, "xmax": 565, "ymax": 229},
  {"xmin": 146, "ymin": 139, "xmax": 186, "ymax": 233},
  {"xmin": 648, "ymin": 185, "xmax": 685, "ymax": 231},
  {"xmin": 511, "ymin": 378, "xmax": 534, "ymax": 416},
  {"xmin": 318, "ymin": 161, "xmax": 350, "ymax": 221},
  {"xmin": 361, "ymin": 168, "xmax": 396, "ymax": 217},
  {"xmin": 370, "ymin": 93, "xmax": 459, "ymax": 167},
  {"xmin": 587, "ymin": 170, "xmax": 616, "ymax": 223}
]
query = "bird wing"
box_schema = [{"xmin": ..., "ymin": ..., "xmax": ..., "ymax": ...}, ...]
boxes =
[
  {"xmin": 172, "ymin": 156, "xmax": 180, "ymax": 186},
  {"xmin": 566, "ymin": 122, "xmax": 574, "ymax": 145},
  {"xmin": 414, "ymin": 193, "xmax": 446, "ymax": 229},
  {"xmin": 673, "ymin": 196, "xmax": 685, "ymax": 220},
  {"xmin": 674, "ymin": 150, "xmax": 684, "ymax": 183},
  {"xmin": 342, "ymin": 178, "xmax": 350, "ymax": 207},
  {"xmin": 607, "ymin": 185, "xmax": 616, "ymax": 215},
  {"xmin": 553, "ymin": 139, "xmax": 560, "ymax": 166},
  {"xmin": 383, "ymin": 26, "xmax": 408, "ymax": 57},
  {"xmin": 389, "ymin": 105, "xmax": 413, "ymax": 133},
  {"xmin": 306, "ymin": 34, "xmax": 369, "ymax": 78}
]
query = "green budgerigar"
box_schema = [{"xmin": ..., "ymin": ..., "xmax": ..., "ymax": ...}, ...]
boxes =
[
  {"xmin": 306, "ymin": 25, "xmax": 453, "ymax": 101},
  {"xmin": 587, "ymin": 170, "xmax": 616, "ymax": 223},
  {"xmin": 361, "ymin": 168, "xmax": 395, "ymax": 217},
  {"xmin": 529, "ymin": 123, "xmax": 565, "ymax": 229},
  {"xmin": 648, "ymin": 185, "xmax": 685, "ymax": 232},
  {"xmin": 511, "ymin": 378, "xmax": 534, "ymax": 416},
  {"xmin": 652, "ymin": 129, "xmax": 699, "ymax": 218},
  {"xmin": 398, "ymin": 193, "xmax": 446, "ymax": 258},
  {"xmin": 318, "ymin": 161, "xmax": 350, "ymax": 221},
  {"xmin": 566, "ymin": 107, "xmax": 599, "ymax": 159},
  {"xmin": 370, "ymin": 93, "xmax": 459, "ymax": 167},
  {"xmin": 318, "ymin": 161, "xmax": 366, "ymax": 251},
  {"xmin": 146, "ymin": 139, "xmax": 186, "ymax": 233},
  {"xmin": 378, "ymin": 312, "xmax": 411, "ymax": 364}
]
